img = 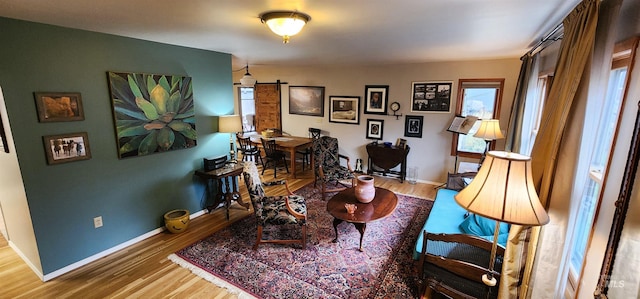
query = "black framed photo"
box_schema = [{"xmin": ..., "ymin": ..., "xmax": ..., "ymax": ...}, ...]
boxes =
[
  {"xmin": 43, "ymin": 132, "xmax": 91, "ymax": 165},
  {"xmin": 364, "ymin": 85, "xmax": 388, "ymax": 115},
  {"xmin": 289, "ymin": 86, "xmax": 325, "ymax": 117},
  {"xmin": 366, "ymin": 119, "xmax": 384, "ymax": 140},
  {"xmin": 404, "ymin": 115, "xmax": 424, "ymax": 138},
  {"xmin": 34, "ymin": 92, "xmax": 84, "ymax": 122},
  {"xmin": 329, "ymin": 96, "xmax": 360, "ymax": 124},
  {"xmin": 410, "ymin": 81, "xmax": 452, "ymax": 113}
]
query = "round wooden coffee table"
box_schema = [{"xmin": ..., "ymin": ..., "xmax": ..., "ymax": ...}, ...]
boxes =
[{"xmin": 326, "ymin": 187, "xmax": 398, "ymax": 251}]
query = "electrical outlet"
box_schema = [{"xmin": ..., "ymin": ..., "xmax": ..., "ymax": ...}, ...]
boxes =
[{"xmin": 93, "ymin": 216, "xmax": 103, "ymax": 228}]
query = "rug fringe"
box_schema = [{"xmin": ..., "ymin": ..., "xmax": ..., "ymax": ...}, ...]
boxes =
[{"xmin": 168, "ymin": 254, "xmax": 258, "ymax": 299}]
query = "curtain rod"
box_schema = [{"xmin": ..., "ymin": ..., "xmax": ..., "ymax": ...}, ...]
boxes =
[{"xmin": 525, "ymin": 23, "xmax": 564, "ymax": 57}]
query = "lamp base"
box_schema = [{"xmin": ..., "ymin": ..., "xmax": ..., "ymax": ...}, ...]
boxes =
[{"xmin": 482, "ymin": 274, "xmax": 497, "ymax": 286}]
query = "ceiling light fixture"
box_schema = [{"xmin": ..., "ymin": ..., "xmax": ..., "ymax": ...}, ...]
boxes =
[
  {"xmin": 239, "ymin": 64, "xmax": 257, "ymax": 87},
  {"xmin": 260, "ymin": 10, "xmax": 311, "ymax": 44}
]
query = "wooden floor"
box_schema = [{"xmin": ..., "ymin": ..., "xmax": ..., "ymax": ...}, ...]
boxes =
[{"xmin": 1, "ymin": 162, "xmax": 438, "ymax": 298}]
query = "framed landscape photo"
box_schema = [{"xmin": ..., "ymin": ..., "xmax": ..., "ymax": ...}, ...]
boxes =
[
  {"xmin": 289, "ymin": 86, "xmax": 325, "ymax": 117},
  {"xmin": 34, "ymin": 92, "xmax": 84, "ymax": 122},
  {"xmin": 366, "ymin": 119, "xmax": 384, "ymax": 140},
  {"xmin": 410, "ymin": 81, "xmax": 452, "ymax": 113},
  {"xmin": 329, "ymin": 96, "xmax": 360, "ymax": 124},
  {"xmin": 404, "ymin": 115, "xmax": 424, "ymax": 138},
  {"xmin": 43, "ymin": 132, "xmax": 91, "ymax": 165},
  {"xmin": 364, "ymin": 85, "xmax": 388, "ymax": 115}
]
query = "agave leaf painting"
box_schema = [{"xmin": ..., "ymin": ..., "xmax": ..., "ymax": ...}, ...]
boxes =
[{"xmin": 108, "ymin": 71, "xmax": 197, "ymax": 158}]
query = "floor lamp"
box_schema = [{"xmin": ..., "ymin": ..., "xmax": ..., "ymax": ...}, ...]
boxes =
[
  {"xmin": 473, "ymin": 119, "xmax": 504, "ymax": 166},
  {"xmin": 455, "ymin": 151, "xmax": 550, "ymax": 286},
  {"xmin": 218, "ymin": 115, "xmax": 242, "ymax": 163}
]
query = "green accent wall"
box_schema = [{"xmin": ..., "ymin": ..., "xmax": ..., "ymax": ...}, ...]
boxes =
[{"xmin": 0, "ymin": 17, "xmax": 232, "ymax": 275}]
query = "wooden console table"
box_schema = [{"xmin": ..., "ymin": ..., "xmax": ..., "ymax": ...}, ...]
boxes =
[
  {"xmin": 195, "ymin": 162, "xmax": 250, "ymax": 220},
  {"xmin": 366, "ymin": 143, "xmax": 410, "ymax": 182}
]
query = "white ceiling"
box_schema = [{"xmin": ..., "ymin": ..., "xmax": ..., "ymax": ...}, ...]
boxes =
[{"xmin": 0, "ymin": 0, "xmax": 581, "ymax": 68}]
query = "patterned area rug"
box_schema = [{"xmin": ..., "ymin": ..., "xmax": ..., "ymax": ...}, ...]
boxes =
[{"xmin": 169, "ymin": 183, "xmax": 433, "ymax": 299}]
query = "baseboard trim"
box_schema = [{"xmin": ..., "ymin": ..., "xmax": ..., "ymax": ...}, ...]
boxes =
[
  {"xmin": 41, "ymin": 209, "xmax": 207, "ymax": 281},
  {"xmin": 9, "ymin": 240, "xmax": 44, "ymax": 281}
]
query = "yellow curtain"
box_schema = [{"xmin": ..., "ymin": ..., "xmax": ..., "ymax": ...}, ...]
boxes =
[{"xmin": 498, "ymin": 0, "xmax": 600, "ymax": 297}]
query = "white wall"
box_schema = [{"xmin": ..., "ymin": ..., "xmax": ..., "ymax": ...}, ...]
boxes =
[
  {"xmin": 237, "ymin": 59, "xmax": 521, "ymax": 184},
  {"xmin": 0, "ymin": 86, "xmax": 42, "ymax": 277}
]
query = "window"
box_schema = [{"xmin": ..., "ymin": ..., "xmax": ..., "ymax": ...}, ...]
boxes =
[
  {"xmin": 238, "ymin": 87, "xmax": 255, "ymax": 132},
  {"xmin": 451, "ymin": 79, "xmax": 504, "ymax": 158}
]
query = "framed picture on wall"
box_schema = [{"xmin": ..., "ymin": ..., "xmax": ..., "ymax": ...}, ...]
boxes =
[
  {"xmin": 366, "ymin": 119, "xmax": 384, "ymax": 140},
  {"xmin": 34, "ymin": 92, "xmax": 84, "ymax": 122},
  {"xmin": 0, "ymin": 111, "xmax": 8, "ymax": 153},
  {"xmin": 329, "ymin": 96, "xmax": 360, "ymax": 124},
  {"xmin": 410, "ymin": 81, "xmax": 452, "ymax": 113},
  {"xmin": 289, "ymin": 86, "xmax": 325, "ymax": 117},
  {"xmin": 107, "ymin": 71, "xmax": 197, "ymax": 159},
  {"xmin": 364, "ymin": 85, "xmax": 388, "ymax": 115},
  {"xmin": 43, "ymin": 132, "xmax": 91, "ymax": 165},
  {"xmin": 404, "ymin": 115, "xmax": 424, "ymax": 138}
]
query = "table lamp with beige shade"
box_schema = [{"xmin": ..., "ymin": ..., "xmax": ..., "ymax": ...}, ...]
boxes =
[
  {"xmin": 218, "ymin": 114, "xmax": 242, "ymax": 163},
  {"xmin": 455, "ymin": 151, "xmax": 550, "ymax": 286}
]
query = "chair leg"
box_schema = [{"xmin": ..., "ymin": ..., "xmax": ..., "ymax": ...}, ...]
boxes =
[
  {"xmin": 283, "ymin": 156, "xmax": 289, "ymax": 173},
  {"xmin": 254, "ymin": 226, "xmax": 263, "ymax": 250}
]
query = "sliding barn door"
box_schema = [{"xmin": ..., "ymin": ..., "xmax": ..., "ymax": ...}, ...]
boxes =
[{"xmin": 254, "ymin": 83, "xmax": 281, "ymax": 133}]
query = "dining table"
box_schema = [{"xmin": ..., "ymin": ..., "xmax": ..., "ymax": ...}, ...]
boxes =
[{"xmin": 248, "ymin": 134, "xmax": 313, "ymax": 178}]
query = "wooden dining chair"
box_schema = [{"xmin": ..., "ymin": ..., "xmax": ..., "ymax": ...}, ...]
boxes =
[
  {"xmin": 237, "ymin": 134, "xmax": 262, "ymax": 165},
  {"xmin": 296, "ymin": 128, "xmax": 321, "ymax": 171},
  {"xmin": 261, "ymin": 138, "xmax": 289, "ymax": 178}
]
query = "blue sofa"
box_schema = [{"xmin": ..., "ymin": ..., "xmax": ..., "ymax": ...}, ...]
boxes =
[{"xmin": 413, "ymin": 188, "xmax": 510, "ymax": 260}]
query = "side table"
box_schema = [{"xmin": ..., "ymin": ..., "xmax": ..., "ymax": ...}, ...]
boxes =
[
  {"xmin": 366, "ymin": 143, "xmax": 410, "ymax": 182},
  {"xmin": 195, "ymin": 162, "xmax": 250, "ymax": 220}
]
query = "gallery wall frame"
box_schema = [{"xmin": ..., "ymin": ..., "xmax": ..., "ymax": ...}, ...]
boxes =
[
  {"xmin": 43, "ymin": 132, "xmax": 91, "ymax": 165},
  {"xmin": 404, "ymin": 115, "xmax": 424, "ymax": 138},
  {"xmin": 364, "ymin": 85, "xmax": 388, "ymax": 115},
  {"xmin": 410, "ymin": 81, "xmax": 453, "ymax": 113},
  {"xmin": 107, "ymin": 71, "xmax": 197, "ymax": 159},
  {"xmin": 366, "ymin": 119, "xmax": 384, "ymax": 140},
  {"xmin": 0, "ymin": 111, "xmax": 8, "ymax": 153},
  {"xmin": 34, "ymin": 92, "xmax": 85, "ymax": 122},
  {"xmin": 329, "ymin": 96, "xmax": 360, "ymax": 124},
  {"xmin": 289, "ymin": 86, "xmax": 325, "ymax": 117}
]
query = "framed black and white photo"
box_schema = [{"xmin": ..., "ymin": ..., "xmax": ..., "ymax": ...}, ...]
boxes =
[
  {"xmin": 404, "ymin": 115, "xmax": 424, "ymax": 138},
  {"xmin": 329, "ymin": 96, "xmax": 360, "ymax": 124},
  {"xmin": 289, "ymin": 86, "xmax": 325, "ymax": 117},
  {"xmin": 366, "ymin": 119, "xmax": 384, "ymax": 140},
  {"xmin": 364, "ymin": 85, "xmax": 388, "ymax": 115},
  {"xmin": 410, "ymin": 81, "xmax": 452, "ymax": 113}
]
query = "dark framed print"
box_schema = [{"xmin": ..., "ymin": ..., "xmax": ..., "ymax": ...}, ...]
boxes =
[
  {"xmin": 364, "ymin": 85, "xmax": 388, "ymax": 115},
  {"xmin": 0, "ymin": 111, "xmax": 9, "ymax": 153},
  {"xmin": 34, "ymin": 92, "xmax": 84, "ymax": 122},
  {"xmin": 43, "ymin": 132, "xmax": 91, "ymax": 165},
  {"xmin": 404, "ymin": 115, "xmax": 424, "ymax": 138},
  {"xmin": 366, "ymin": 119, "xmax": 384, "ymax": 140},
  {"xmin": 107, "ymin": 71, "xmax": 197, "ymax": 159},
  {"xmin": 329, "ymin": 96, "xmax": 360, "ymax": 124},
  {"xmin": 410, "ymin": 81, "xmax": 452, "ymax": 113},
  {"xmin": 289, "ymin": 86, "xmax": 325, "ymax": 117}
]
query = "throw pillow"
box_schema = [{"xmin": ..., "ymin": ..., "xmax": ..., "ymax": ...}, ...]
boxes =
[
  {"xmin": 459, "ymin": 213, "xmax": 510, "ymax": 238},
  {"xmin": 446, "ymin": 172, "xmax": 477, "ymax": 191}
]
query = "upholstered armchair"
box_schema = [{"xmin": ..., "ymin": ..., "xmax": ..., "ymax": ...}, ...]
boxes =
[
  {"xmin": 312, "ymin": 136, "xmax": 356, "ymax": 200},
  {"xmin": 242, "ymin": 161, "xmax": 307, "ymax": 250}
]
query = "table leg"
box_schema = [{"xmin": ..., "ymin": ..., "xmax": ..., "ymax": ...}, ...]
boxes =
[
  {"xmin": 353, "ymin": 222, "xmax": 367, "ymax": 252},
  {"xmin": 289, "ymin": 148, "xmax": 297, "ymax": 178},
  {"xmin": 231, "ymin": 175, "xmax": 250, "ymax": 210},
  {"xmin": 332, "ymin": 218, "xmax": 343, "ymax": 243},
  {"xmin": 224, "ymin": 177, "xmax": 232, "ymax": 220}
]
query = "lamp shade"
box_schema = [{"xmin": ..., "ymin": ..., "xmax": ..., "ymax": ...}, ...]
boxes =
[
  {"xmin": 218, "ymin": 115, "xmax": 242, "ymax": 133},
  {"xmin": 260, "ymin": 11, "xmax": 311, "ymax": 43},
  {"xmin": 239, "ymin": 65, "xmax": 256, "ymax": 87},
  {"xmin": 455, "ymin": 151, "xmax": 549, "ymax": 226},
  {"xmin": 474, "ymin": 119, "xmax": 505, "ymax": 141}
]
